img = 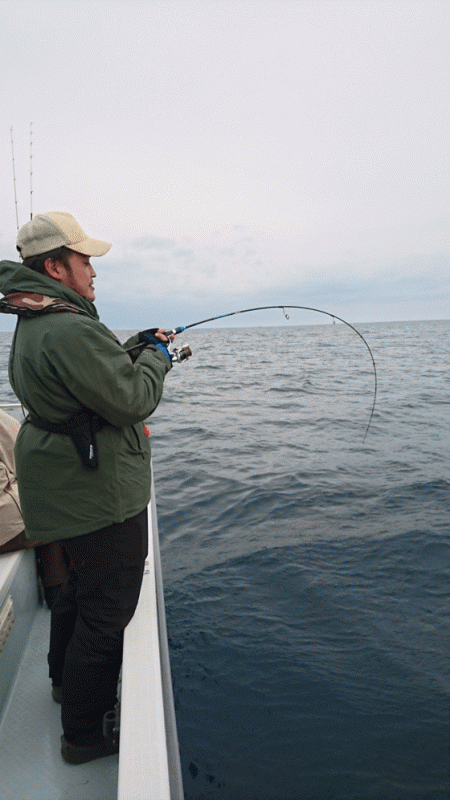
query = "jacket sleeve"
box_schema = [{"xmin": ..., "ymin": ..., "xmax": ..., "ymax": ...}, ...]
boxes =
[{"xmin": 41, "ymin": 315, "xmax": 172, "ymax": 428}]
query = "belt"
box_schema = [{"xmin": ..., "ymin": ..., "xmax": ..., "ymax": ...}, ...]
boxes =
[{"xmin": 27, "ymin": 409, "xmax": 110, "ymax": 470}]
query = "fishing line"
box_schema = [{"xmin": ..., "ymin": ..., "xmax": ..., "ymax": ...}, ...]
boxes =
[{"xmin": 131, "ymin": 305, "xmax": 378, "ymax": 441}]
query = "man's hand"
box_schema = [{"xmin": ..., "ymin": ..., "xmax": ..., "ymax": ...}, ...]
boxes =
[
  {"xmin": 138, "ymin": 328, "xmax": 174, "ymax": 360},
  {"xmin": 153, "ymin": 329, "xmax": 175, "ymax": 345}
]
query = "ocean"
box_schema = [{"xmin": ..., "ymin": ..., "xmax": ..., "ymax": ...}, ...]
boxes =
[{"xmin": 1, "ymin": 319, "xmax": 449, "ymax": 800}]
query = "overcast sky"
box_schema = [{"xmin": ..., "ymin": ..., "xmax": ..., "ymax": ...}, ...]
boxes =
[{"xmin": 0, "ymin": 0, "xmax": 448, "ymax": 330}]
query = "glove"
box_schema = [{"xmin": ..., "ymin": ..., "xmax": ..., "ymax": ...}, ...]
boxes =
[{"xmin": 138, "ymin": 328, "xmax": 171, "ymax": 360}]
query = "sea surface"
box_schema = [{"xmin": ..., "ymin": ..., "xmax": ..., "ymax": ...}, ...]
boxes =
[{"xmin": 1, "ymin": 319, "xmax": 449, "ymax": 800}]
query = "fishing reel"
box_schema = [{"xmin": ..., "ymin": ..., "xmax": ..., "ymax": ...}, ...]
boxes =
[
  {"xmin": 170, "ymin": 344, "xmax": 192, "ymax": 363},
  {"xmin": 137, "ymin": 328, "xmax": 192, "ymax": 364},
  {"xmin": 161, "ymin": 327, "xmax": 192, "ymax": 364}
]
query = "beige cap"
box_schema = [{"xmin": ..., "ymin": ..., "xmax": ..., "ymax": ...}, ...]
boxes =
[{"xmin": 16, "ymin": 212, "xmax": 112, "ymax": 258}]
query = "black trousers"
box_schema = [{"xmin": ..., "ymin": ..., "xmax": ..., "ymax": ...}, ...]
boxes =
[{"xmin": 47, "ymin": 508, "xmax": 148, "ymax": 739}]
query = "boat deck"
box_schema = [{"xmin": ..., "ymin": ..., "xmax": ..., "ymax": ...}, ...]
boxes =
[{"xmin": 0, "ymin": 605, "xmax": 118, "ymax": 800}]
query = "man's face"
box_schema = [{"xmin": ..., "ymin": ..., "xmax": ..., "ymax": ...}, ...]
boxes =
[{"xmin": 59, "ymin": 251, "xmax": 97, "ymax": 301}]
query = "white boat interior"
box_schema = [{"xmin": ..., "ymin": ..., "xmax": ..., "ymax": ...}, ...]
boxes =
[{"xmin": 0, "ymin": 476, "xmax": 184, "ymax": 800}]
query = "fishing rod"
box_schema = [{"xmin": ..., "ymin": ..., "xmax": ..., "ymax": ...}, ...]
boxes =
[
  {"xmin": 29, "ymin": 122, "xmax": 33, "ymax": 221},
  {"xmin": 129, "ymin": 304, "xmax": 377, "ymax": 442},
  {"xmin": 10, "ymin": 122, "xmax": 34, "ymax": 230},
  {"xmin": 10, "ymin": 127, "xmax": 19, "ymax": 232}
]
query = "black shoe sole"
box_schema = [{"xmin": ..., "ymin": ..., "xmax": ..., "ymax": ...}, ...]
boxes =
[{"xmin": 61, "ymin": 735, "xmax": 119, "ymax": 765}]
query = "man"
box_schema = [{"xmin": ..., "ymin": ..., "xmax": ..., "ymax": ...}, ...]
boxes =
[{"xmin": 0, "ymin": 212, "xmax": 173, "ymax": 764}]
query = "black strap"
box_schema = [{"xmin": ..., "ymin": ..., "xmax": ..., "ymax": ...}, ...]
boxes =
[{"xmin": 27, "ymin": 409, "xmax": 110, "ymax": 470}]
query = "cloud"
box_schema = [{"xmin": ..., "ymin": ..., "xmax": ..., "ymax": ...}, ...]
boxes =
[
  {"xmin": 100, "ymin": 228, "xmax": 286, "ymax": 299},
  {"xmin": 95, "ymin": 220, "xmax": 449, "ymax": 304}
]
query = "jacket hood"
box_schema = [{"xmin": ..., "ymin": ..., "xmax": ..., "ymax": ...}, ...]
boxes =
[{"xmin": 0, "ymin": 260, "xmax": 99, "ymax": 319}]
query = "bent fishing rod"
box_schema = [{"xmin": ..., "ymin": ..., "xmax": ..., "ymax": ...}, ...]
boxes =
[{"xmin": 129, "ymin": 305, "xmax": 378, "ymax": 442}]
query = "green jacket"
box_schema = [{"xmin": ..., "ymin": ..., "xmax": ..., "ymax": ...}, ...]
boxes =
[{"xmin": 0, "ymin": 260, "xmax": 172, "ymax": 542}]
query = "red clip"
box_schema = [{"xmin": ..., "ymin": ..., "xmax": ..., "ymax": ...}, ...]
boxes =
[{"xmin": 143, "ymin": 425, "xmax": 151, "ymax": 437}]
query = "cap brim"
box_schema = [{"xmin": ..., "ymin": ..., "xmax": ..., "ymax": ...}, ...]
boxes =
[{"xmin": 67, "ymin": 238, "xmax": 111, "ymax": 257}]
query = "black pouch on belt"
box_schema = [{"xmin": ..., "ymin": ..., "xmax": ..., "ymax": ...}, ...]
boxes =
[{"xmin": 27, "ymin": 409, "xmax": 109, "ymax": 470}]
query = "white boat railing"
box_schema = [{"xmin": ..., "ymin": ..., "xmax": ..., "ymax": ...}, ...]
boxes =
[{"xmin": 119, "ymin": 476, "xmax": 184, "ymax": 799}]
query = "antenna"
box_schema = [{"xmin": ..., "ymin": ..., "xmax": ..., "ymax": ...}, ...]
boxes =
[
  {"xmin": 10, "ymin": 127, "xmax": 19, "ymax": 232},
  {"xmin": 29, "ymin": 122, "xmax": 33, "ymax": 220}
]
